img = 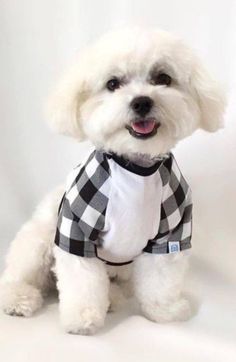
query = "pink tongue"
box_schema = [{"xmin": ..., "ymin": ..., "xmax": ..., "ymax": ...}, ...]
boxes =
[{"xmin": 131, "ymin": 120, "xmax": 155, "ymax": 134}]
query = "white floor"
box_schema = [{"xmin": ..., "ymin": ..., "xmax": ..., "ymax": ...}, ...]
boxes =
[{"xmin": 0, "ymin": 257, "xmax": 235, "ymax": 362}]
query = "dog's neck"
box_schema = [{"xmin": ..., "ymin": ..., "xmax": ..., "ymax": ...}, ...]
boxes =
[{"xmin": 123, "ymin": 153, "xmax": 164, "ymax": 167}]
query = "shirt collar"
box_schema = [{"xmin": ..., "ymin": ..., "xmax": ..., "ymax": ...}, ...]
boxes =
[{"xmin": 105, "ymin": 151, "xmax": 171, "ymax": 176}]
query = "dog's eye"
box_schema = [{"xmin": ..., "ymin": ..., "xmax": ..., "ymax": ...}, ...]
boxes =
[
  {"xmin": 106, "ymin": 77, "xmax": 121, "ymax": 92},
  {"xmin": 151, "ymin": 73, "xmax": 172, "ymax": 86}
]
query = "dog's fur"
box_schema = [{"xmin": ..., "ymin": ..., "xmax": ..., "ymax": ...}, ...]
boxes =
[{"xmin": 0, "ymin": 28, "xmax": 225, "ymax": 335}]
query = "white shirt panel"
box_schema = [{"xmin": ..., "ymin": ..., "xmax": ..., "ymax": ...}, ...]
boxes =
[{"xmin": 96, "ymin": 159, "xmax": 162, "ymax": 263}]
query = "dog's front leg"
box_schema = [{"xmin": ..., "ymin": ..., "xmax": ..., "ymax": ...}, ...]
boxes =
[
  {"xmin": 54, "ymin": 247, "xmax": 109, "ymax": 335},
  {"xmin": 132, "ymin": 251, "xmax": 192, "ymax": 323}
]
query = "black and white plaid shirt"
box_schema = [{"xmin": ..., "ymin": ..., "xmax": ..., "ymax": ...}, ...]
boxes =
[{"xmin": 55, "ymin": 149, "xmax": 192, "ymax": 265}]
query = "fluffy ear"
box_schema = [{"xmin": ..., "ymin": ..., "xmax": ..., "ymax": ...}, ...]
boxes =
[
  {"xmin": 191, "ymin": 60, "xmax": 226, "ymax": 132},
  {"xmin": 46, "ymin": 57, "xmax": 89, "ymax": 140}
]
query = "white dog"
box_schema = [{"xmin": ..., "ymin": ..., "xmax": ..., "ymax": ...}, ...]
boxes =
[{"xmin": 0, "ymin": 28, "xmax": 225, "ymax": 335}]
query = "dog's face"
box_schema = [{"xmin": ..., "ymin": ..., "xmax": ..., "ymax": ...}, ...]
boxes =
[{"xmin": 48, "ymin": 29, "xmax": 225, "ymax": 157}]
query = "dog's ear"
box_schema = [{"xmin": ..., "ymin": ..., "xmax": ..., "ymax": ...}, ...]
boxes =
[
  {"xmin": 191, "ymin": 60, "xmax": 226, "ymax": 132},
  {"xmin": 46, "ymin": 55, "xmax": 89, "ymax": 140}
]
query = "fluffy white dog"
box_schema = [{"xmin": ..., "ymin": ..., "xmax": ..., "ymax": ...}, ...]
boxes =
[{"xmin": 0, "ymin": 28, "xmax": 225, "ymax": 335}]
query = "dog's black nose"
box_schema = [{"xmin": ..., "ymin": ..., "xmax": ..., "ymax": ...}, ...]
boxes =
[{"xmin": 130, "ymin": 96, "xmax": 154, "ymax": 117}]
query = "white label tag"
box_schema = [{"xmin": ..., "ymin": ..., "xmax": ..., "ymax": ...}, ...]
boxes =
[{"xmin": 168, "ymin": 241, "xmax": 180, "ymax": 253}]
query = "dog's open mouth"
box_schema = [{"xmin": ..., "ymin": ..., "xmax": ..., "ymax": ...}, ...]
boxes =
[{"xmin": 126, "ymin": 118, "xmax": 160, "ymax": 139}]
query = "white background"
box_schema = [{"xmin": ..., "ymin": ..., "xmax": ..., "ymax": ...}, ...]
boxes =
[{"xmin": 0, "ymin": 1, "xmax": 236, "ymax": 361}]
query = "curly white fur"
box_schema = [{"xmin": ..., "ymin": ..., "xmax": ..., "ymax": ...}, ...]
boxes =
[{"xmin": 0, "ymin": 28, "xmax": 225, "ymax": 334}]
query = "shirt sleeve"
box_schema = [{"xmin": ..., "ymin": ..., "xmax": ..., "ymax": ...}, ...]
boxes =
[
  {"xmin": 54, "ymin": 151, "xmax": 110, "ymax": 257},
  {"xmin": 54, "ymin": 196, "xmax": 98, "ymax": 257},
  {"xmin": 143, "ymin": 190, "xmax": 192, "ymax": 254},
  {"xmin": 143, "ymin": 154, "xmax": 193, "ymax": 255},
  {"xmin": 165, "ymin": 190, "xmax": 192, "ymax": 252}
]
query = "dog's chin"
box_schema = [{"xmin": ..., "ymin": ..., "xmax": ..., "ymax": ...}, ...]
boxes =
[
  {"xmin": 125, "ymin": 118, "xmax": 161, "ymax": 140},
  {"xmin": 94, "ymin": 122, "xmax": 176, "ymax": 159}
]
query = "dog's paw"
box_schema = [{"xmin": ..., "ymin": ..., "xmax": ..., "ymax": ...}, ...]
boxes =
[
  {"xmin": 60, "ymin": 306, "xmax": 106, "ymax": 335},
  {"xmin": 141, "ymin": 298, "xmax": 192, "ymax": 323},
  {"xmin": 0, "ymin": 282, "xmax": 43, "ymax": 317}
]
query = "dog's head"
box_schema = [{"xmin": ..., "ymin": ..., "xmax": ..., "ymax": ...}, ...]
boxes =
[{"xmin": 47, "ymin": 28, "xmax": 225, "ymax": 157}]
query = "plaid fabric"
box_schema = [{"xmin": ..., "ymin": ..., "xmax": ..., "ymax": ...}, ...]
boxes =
[
  {"xmin": 55, "ymin": 150, "xmax": 111, "ymax": 257},
  {"xmin": 54, "ymin": 149, "xmax": 192, "ymax": 263},
  {"xmin": 143, "ymin": 155, "xmax": 192, "ymax": 254}
]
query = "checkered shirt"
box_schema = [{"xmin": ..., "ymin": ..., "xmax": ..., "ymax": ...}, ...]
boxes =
[{"xmin": 54, "ymin": 149, "xmax": 192, "ymax": 264}]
